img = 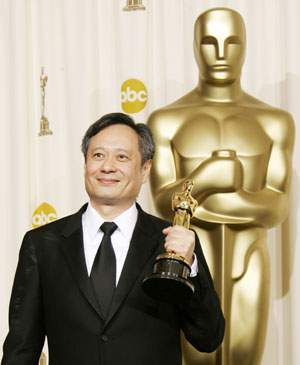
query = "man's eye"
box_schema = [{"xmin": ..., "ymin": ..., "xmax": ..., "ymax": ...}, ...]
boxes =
[
  {"xmin": 94, "ymin": 153, "xmax": 104, "ymax": 159},
  {"xmin": 118, "ymin": 154, "xmax": 128, "ymax": 161}
]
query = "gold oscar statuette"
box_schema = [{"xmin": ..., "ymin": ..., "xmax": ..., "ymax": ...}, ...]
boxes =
[
  {"xmin": 142, "ymin": 180, "xmax": 197, "ymax": 303},
  {"xmin": 39, "ymin": 67, "xmax": 53, "ymax": 136}
]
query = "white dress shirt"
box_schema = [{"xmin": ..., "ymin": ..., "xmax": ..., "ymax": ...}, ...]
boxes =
[
  {"xmin": 82, "ymin": 202, "xmax": 198, "ymax": 285},
  {"xmin": 82, "ymin": 202, "xmax": 138, "ymax": 284}
]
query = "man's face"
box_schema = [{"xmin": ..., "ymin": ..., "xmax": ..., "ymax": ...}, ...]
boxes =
[
  {"xmin": 84, "ymin": 124, "xmax": 151, "ymax": 211},
  {"xmin": 194, "ymin": 9, "xmax": 246, "ymax": 85}
]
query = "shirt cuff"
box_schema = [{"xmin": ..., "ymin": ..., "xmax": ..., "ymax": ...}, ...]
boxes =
[{"xmin": 189, "ymin": 253, "xmax": 198, "ymax": 277}]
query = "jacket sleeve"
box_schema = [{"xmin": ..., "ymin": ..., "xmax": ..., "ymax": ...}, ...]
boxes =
[
  {"xmin": 179, "ymin": 233, "xmax": 225, "ymax": 353},
  {"xmin": 1, "ymin": 232, "xmax": 45, "ymax": 365}
]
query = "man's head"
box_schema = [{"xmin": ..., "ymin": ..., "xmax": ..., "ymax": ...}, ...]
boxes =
[
  {"xmin": 82, "ymin": 113, "xmax": 155, "ymax": 215},
  {"xmin": 81, "ymin": 113, "xmax": 155, "ymax": 165},
  {"xmin": 193, "ymin": 8, "xmax": 246, "ymax": 85}
]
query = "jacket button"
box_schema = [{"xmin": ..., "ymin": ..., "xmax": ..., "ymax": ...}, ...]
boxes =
[{"xmin": 101, "ymin": 334, "xmax": 109, "ymax": 342}]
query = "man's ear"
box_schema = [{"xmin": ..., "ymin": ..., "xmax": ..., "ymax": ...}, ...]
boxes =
[{"xmin": 142, "ymin": 159, "xmax": 152, "ymax": 183}]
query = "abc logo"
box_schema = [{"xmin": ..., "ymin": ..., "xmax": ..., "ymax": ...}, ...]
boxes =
[
  {"xmin": 121, "ymin": 79, "xmax": 147, "ymax": 114},
  {"xmin": 32, "ymin": 202, "xmax": 57, "ymax": 229}
]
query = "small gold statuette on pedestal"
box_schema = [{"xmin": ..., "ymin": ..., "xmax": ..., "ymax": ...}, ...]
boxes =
[
  {"xmin": 123, "ymin": 0, "xmax": 146, "ymax": 11},
  {"xmin": 143, "ymin": 180, "xmax": 198, "ymax": 303},
  {"xmin": 38, "ymin": 67, "xmax": 53, "ymax": 136}
]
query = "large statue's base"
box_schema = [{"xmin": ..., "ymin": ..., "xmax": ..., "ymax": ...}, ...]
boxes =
[{"xmin": 142, "ymin": 253, "xmax": 194, "ymax": 303}]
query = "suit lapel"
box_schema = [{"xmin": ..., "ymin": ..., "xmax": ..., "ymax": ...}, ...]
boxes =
[
  {"xmin": 106, "ymin": 207, "xmax": 161, "ymax": 324},
  {"xmin": 60, "ymin": 205, "xmax": 103, "ymax": 319}
]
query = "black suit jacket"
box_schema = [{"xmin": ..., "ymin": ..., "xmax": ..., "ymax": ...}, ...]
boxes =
[{"xmin": 2, "ymin": 204, "xmax": 224, "ymax": 365}]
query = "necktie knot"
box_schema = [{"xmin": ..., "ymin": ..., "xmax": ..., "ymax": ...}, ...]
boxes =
[{"xmin": 100, "ymin": 222, "xmax": 117, "ymax": 236}]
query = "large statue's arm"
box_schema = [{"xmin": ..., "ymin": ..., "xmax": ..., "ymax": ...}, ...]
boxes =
[{"xmin": 196, "ymin": 188, "xmax": 288, "ymax": 227}]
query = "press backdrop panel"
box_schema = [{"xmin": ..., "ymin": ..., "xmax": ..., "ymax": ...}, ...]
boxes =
[{"xmin": 0, "ymin": 1, "xmax": 299, "ymax": 364}]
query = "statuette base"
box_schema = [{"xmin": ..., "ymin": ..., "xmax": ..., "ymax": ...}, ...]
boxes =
[{"xmin": 142, "ymin": 253, "xmax": 194, "ymax": 303}]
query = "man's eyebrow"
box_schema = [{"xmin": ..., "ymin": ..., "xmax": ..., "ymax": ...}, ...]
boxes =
[{"xmin": 91, "ymin": 146, "xmax": 131, "ymax": 154}]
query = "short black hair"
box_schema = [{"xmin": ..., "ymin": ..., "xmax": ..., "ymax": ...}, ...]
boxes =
[{"xmin": 81, "ymin": 112, "xmax": 155, "ymax": 165}]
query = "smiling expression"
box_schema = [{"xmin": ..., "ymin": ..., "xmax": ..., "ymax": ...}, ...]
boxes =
[{"xmin": 84, "ymin": 124, "xmax": 152, "ymax": 213}]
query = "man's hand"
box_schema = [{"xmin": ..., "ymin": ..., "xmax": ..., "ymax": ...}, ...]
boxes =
[{"xmin": 162, "ymin": 226, "xmax": 195, "ymax": 266}]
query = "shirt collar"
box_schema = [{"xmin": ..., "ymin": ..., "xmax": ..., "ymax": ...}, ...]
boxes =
[{"xmin": 82, "ymin": 202, "xmax": 138, "ymax": 242}]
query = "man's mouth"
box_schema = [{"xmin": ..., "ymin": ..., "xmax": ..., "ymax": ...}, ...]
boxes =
[{"xmin": 97, "ymin": 178, "xmax": 120, "ymax": 184}]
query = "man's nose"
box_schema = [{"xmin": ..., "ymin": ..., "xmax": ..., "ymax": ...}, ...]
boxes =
[{"xmin": 101, "ymin": 156, "xmax": 116, "ymax": 172}]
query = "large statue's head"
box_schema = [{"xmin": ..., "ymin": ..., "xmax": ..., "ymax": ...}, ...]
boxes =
[{"xmin": 194, "ymin": 8, "xmax": 246, "ymax": 85}]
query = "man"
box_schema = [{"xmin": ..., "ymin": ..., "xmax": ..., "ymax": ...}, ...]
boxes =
[
  {"xmin": 147, "ymin": 8, "xmax": 294, "ymax": 364},
  {"xmin": 2, "ymin": 112, "xmax": 224, "ymax": 365}
]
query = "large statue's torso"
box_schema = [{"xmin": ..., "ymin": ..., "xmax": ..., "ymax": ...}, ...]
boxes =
[{"xmin": 163, "ymin": 101, "xmax": 275, "ymax": 193}]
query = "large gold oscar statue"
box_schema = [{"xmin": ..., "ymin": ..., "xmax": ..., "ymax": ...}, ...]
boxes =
[{"xmin": 147, "ymin": 8, "xmax": 295, "ymax": 365}]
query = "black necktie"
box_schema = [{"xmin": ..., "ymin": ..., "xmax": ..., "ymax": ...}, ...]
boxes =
[{"xmin": 91, "ymin": 221, "xmax": 118, "ymax": 318}]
